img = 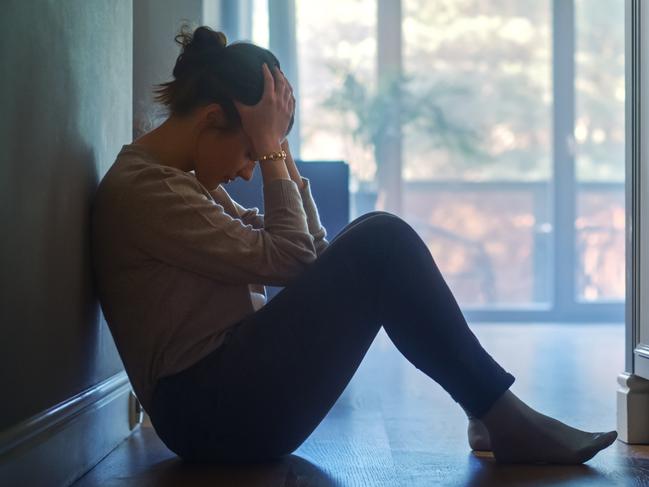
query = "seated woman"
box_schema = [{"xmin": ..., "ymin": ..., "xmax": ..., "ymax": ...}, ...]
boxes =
[{"xmin": 91, "ymin": 24, "xmax": 617, "ymax": 465}]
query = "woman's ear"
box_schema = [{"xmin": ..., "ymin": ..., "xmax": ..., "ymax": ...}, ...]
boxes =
[{"xmin": 201, "ymin": 103, "xmax": 230, "ymax": 130}]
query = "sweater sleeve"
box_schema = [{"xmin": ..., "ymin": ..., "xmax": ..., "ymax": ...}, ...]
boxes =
[
  {"xmin": 123, "ymin": 170, "xmax": 317, "ymax": 286},
  {"xmin": 229, "ymin": 176, "xmax": 330, "ymax": 257},
  {"xmin": 296, "ymin": 176, "xmax": 330, "ymax": 256}
]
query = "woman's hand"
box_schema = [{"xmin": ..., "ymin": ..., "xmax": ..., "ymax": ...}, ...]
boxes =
[
  {"xmin": 234, "ymin": 63, "xmax": 295, "ymax": 158},
  {"xmin": 281, "ymin": 139, "xmax": 307, "ymax": 190}
]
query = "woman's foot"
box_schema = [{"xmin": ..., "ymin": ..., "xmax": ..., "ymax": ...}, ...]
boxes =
[
  {"xmin": 468, "ymin": 418, "xmax": 491, "ymax": 451},
  {"xmin": 479, "ymin": 389, "xmax": 618, "ymax": 464}
]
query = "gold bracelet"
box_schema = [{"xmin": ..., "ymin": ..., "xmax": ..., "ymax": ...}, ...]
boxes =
[{"xmin": 257, "ymin": 149, "xmax": 287, "ymax": 162}]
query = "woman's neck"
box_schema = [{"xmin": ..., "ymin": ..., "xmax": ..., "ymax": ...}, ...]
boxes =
[{"xmin": 133, "ymin": 116, "xmax": 196, "ymax": 172}]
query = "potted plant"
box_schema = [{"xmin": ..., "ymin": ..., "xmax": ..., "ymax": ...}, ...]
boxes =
[{"xmin": 323, "ymin": 65, "xmax": 485, "ymax": 213}]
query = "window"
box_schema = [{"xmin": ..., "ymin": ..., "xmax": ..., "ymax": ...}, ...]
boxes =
[
  {"xmin": 402, "ymin": 0, "xmax": 552, "ymax": 307},
  {"xmin": 242, "ymin": 0, "xmax": 625, "ymax": 321},
  {"xmin": 295, "ymin": 0, "xmax": 377, "ymax": 185}
]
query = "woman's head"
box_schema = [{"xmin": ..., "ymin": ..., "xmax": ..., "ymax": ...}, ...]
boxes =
[
  {"xmin": 155, "ymin": 25, "xmax": 293, "ymax": 129},
  {"xmin": 152, "ymin": 25, "xmax": 294, "ymax": 187}
]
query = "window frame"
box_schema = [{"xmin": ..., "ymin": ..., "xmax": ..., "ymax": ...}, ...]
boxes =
[{"xmin": 230, "ymin": 0, "xmax": 625, "ymax": 322}]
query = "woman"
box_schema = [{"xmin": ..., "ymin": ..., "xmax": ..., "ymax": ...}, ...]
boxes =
[{"xmin": 91, "ymin": 25, "xmax": 617, "ymax": 465}]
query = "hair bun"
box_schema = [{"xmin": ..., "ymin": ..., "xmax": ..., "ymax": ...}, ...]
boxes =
[
  {"xmin": 191, "ymin": 26, "xmax": 227, "ymax": 50},
  {"xmin": 172, "ymin": 25, "xmax": 227, "ymax": 78}
]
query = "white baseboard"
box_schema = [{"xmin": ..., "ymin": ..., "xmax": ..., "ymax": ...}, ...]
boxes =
[
  {"xmin": 617, "ymin": 372, "xmax": 649, "ymax": 443},
  {"xmin": 0, "ymin": 372, "xmax": 136, "ymax": 486}
]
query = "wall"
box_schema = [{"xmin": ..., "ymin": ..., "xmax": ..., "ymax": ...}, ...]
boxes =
[
  {"xmin": 133, "ymin": 0, "xmax": 206, "ymax": 139},
  {"xmin": 0, "ymin": 0, "xmax": 133, "ymax": 484}
]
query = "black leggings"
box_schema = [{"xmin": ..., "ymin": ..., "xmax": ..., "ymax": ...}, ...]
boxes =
[{"xmin": 149, "ymin": 211, "xmax": 515, "ymax": 464}]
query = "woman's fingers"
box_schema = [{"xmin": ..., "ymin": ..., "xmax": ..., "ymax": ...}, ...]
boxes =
[
  {"xmin": 287, "ymin": 97, "xmax": 295, "ymax": 118},
  {"xmin": 286, "ymin": 77, "xmax": 294, "ymax": 94},
  {"xmin": 282, "ymin": 91, "xmax": 294, "ymax": 115},
  {"xmin": 282, "ymin": 80, "xmax": 292, "ymax": 105},
  {"xmin": 274, "ymin": 66, "xmax": 291, "ymax": 98},
  {"xmin": 273, "ymin": 65, "xmax": 283, "ymax": 90},
  {"xmin": 277, "ymin": 72, "xmax": 294, "ymax": 110},
  {"xmin": 232, "ymin": 63, "xmax": 295, "ymax": 145},
  {"xmin": 261, "ymin": 63, "xmax": 275, "ymax": 101}
]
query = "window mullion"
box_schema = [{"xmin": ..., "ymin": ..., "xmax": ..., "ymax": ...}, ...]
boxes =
[
  {"xmin": 552, "ymin": 0, "xmax": 577, "ymax": 317},
  {"xmin": 269, "ymin": 0, "xmax": 301, "ymax": 157}
]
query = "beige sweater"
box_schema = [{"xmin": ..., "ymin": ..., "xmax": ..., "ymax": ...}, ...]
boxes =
[{"xmin": 91, "ymin": 144, "xmax": 329, "ymax": 413}]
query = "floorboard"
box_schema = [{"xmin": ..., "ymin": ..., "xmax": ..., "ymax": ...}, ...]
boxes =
[{"xmin": 72, "ymin": 323, "xmax": 649, "ymax": 486}]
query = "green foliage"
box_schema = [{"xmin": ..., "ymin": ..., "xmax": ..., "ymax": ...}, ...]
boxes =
[{"xmin": 322, "ymin": 63, "xmax": 487, "ymax": 166}]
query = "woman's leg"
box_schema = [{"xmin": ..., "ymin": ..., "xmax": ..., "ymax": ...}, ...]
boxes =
[
  {"xmin": 327, "ymin": 211, "xmax": 501, "ymax": 453},
  {"xmin": 149, "ymin": 212, "xmax": 388, "ymax": 460},
  {"xmin": 161, "ymin": 212, "xmax": 615, "ymax": 465},
  {"xmin": 320, "ymin": 208, "xmax": 387, "ymax": 243},
  {"xmin": 166, "ymin": 211, "xmax": 514, "ymax": 463}
]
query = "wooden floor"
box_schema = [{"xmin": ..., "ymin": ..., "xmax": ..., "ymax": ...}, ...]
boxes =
[{"xmin": 72, "ymin": 323, "xmax": 649, "ymax": 486}]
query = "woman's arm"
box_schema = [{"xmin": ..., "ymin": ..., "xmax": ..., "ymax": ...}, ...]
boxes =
[
  {"xmin": 226, "ymin": 140, "xmax": 330, "ymax": 256},
  {"xmin": 281, "ymin": 140, "xmax": 330, "ymax": 255},
  {"xmin": 123, "ymin": 170, "xmax": 316, "ymax": 286},
  {"xmin": 281, "ymin": 140, "xmax": 306, "ymax": 191}
]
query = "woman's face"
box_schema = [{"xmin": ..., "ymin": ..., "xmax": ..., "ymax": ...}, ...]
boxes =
[{"xmin": 193, "ymin": 121, "xmax": 257, "ymax": 190}]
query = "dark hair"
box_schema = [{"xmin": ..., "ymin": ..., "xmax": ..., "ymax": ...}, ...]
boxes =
[{"xmin": 154, "ymin": 24, "xmax": 293, "ymax": 133}]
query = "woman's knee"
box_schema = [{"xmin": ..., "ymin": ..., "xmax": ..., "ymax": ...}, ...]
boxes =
[
  {"xmin": 353, "ymin": 211, "xmax": 413, "ymax": 238},
  {"xmin": 337, "ymin": 212, "xmax": 413, "ymax": 259},
  {"xmin": 334, "ymin": 210, "xmax": 393, "ymax": 238},
  {"xmin": 356, "ymin": 210, "xmax": 397, "ymax": 223},
  {"xmin": 327, "ymin": 211, "xmax": 417, "ymax": 266}
]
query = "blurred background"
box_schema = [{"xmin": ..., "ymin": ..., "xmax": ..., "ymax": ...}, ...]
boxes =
[{"xmin": 199, "ymin": 0, "xmax": 625, "ymax": 323}]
